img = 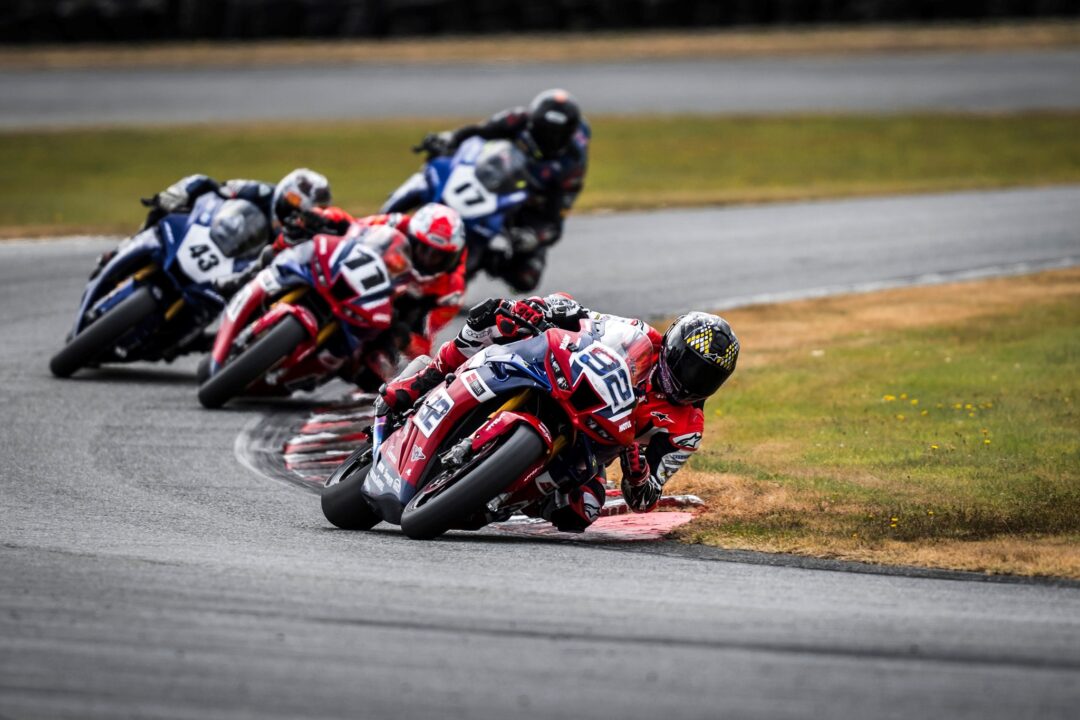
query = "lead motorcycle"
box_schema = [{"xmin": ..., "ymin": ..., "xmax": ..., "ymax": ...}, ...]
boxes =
[
  {"xmin": 382, "ymin": 136, "xmax": 534, "ymax": 282},
  {"xmin": 320, "ymin": 310, "xmax": 655, "ymax": 539},
  {"xmin": 197, "ymin": 227, "xmax": 399, "ymax": 409},
  {"xmin": 50, "ymin": 193, "xmax": 267, "ymax": 378}
]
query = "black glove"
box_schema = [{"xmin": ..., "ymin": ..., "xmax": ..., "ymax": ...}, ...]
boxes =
[{"xmin": 412, "ymin": 132, "xmax": 451, "ymax": 157}]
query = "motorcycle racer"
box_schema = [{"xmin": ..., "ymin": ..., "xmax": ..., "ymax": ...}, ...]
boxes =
[
  {"xmin": 398, "ymin": 89, "xmax": 590, "ymax": 292},
  {"xmin": 92, "ymin": 169, "xmax": 338, "ymax": 291},
  {"xmin": 377, "ymin": 294, "xmax": 739, "ymax": 532},
  {"xmin": 251, "ymin": 203, "xmax": 467, "ymax": 389}
]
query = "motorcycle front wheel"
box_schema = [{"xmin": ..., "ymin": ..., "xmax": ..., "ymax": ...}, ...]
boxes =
[
  {"xmin": 49, "ymin": 285, "xmax": 158, "ymax": 378},
  {"xmin": 197, "ymin": 314, "xmax": 308, "ymax": 409},
  {"xmin": 399, "ymin": 425, "xmax": 545, "ymax": 540},
  {"xmin": 321, "ymin": 444, "xmax": 381, "ymax": 531}
]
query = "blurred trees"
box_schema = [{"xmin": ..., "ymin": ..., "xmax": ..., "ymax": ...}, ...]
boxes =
[{"xmin": 2, "ymin": 0, "xmax": 1079, "ymax": 42}]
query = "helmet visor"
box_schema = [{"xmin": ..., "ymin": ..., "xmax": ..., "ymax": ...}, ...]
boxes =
[
  {"xmin": 413, "ymin": 241, "xmax": 459, "ymax": 276},
  {"xmin": 662, "ymin": 342, "xmax": 733, "ymax": 403},
  {"xmin": 531, "ymin": 122, "xmax": 575, "ymax": 158}
]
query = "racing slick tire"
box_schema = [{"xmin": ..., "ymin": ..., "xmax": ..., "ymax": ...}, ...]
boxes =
[
  {"xmin": 197, "ymin": 314, "xmax": 308, "ymax": 409},
  {"xmin": 49, "ymin": 285, "xmax": 158, "ymax": 378},
  {"xmin": 321, "ymin": 445, "xmax": 381, "ymax": 531},
  {"xmin": 400, "ymin": 425, "xmax": 545, "ymax": 540}
]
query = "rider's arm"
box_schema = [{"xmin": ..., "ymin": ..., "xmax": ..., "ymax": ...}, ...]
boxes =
[
  {"xmin": 621, "ymin": 413, "xmax": 704, "ymax": 513},
  {"xmin": 447, "ymin": 107, "xmax": 530, "ymax": 150},
  {"xmin": 219, "ymin": 179, "xmax": 276, "ymax": 216}
]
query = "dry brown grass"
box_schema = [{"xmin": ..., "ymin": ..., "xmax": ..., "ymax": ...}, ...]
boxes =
[
  {"xmin": 3, "ymin": 21, "xmax": 1079, "ymax": 70},
  {"xmin": 724, "ymin": 267, "xmax": 1080, "ymax": 368},
  {"xmin": 668, "ymin": 267, "xmax": 1080, "ymax": 579}
]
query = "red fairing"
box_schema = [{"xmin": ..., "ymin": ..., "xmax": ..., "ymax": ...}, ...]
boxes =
[
  {"xmin": 387, "ymin": 378, "xmax": 480, "ymax": 490},
  {"xmin": 543, "ymin": 329, "xmax": 642, "ymax": 447},
  {"xmin": 309, "ymin": 233, "xmax": 394, "ymax": 331}
]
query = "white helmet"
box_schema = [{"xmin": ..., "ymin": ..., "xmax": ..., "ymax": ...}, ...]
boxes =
[
  {"xmin": 272, "ymin": 169, "xmax": 332, "ymax": 228},
  {"xmin": 407, "ymin": 203, "xmax": 465, "ymax": 277}
]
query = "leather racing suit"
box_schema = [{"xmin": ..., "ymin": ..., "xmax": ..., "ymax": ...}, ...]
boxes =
[{"xmin": 385, "ymin": 108, "xmax": 590, "ymax": 292}]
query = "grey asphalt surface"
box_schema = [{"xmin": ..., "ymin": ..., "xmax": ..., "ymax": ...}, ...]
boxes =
[
  {"xmin": 3, "ymin": 187, "xmax": 1080, "ymax": 719},
  {"xmin": 4, "ymin": 50, "xmax": 1080, "ymax": 127}
]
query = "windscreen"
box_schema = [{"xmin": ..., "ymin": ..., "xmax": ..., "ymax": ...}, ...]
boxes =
[
  {"xmin": 473, "ymin": 140, "xmax": 529, "ymax": 195},
  {"xmin": 595, "ymin": 320, "xmax": 655, "ymax": 389},
  {"xmin": 209, "ymin": 199, "xmax": 268, "ymax": 258}
]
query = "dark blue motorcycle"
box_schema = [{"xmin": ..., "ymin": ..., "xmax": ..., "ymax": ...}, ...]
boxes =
[
  {"xmin": 49, "ymin": 193, "xmax": 267, "ymax": 378},
  {"xmin": 382, "ymin": 136, "xmax": 533, "ymax": 281}
]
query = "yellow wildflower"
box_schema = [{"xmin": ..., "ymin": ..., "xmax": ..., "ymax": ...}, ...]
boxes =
[
  {"xmin": 883, "ymin": 394, "xmax": 896, "ymax": 402},
  {"xmin": 910, "ymin": 398, "xmax": 919, "ymax": 406}
]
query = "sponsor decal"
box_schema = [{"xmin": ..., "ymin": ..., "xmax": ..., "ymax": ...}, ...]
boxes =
[
  {"xmin": 672, "ymin": 432, "xmax": 702, "ymax": 450},
  {"xmin": 364, "ymin": 458, "xmax": 401, "ymax": 496},
  {"xmin": 461, "ymin": 370, "xmax": 495, "ymax": 402},
  {"xmin": 410, "ymin": 445, "xmax": 426, "ymax": 462},
  {"xmin": 618, "ymin": 420, "xmax": 632, "ymax": 431},
  {"xmin": 650, "ymin": 411, "xmax": 672, "ymax": 425}
]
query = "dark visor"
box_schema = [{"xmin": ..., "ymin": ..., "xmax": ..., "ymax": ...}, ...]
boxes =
[{"xmin": 666, "ymin": 343, "xmax": 733, "ymax": 402}]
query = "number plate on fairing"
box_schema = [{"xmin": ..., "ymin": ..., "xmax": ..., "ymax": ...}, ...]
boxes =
[
  {"xmin": 413, "ymin": 386, "xmax": 455, "ymax": 438},
  {"xmin": 442, "ymin": 165, "xmax": 498, "ymax": 219},
  {"xmin": 177, "ymin": 225, "xmax": 232, "ymax": 283}
]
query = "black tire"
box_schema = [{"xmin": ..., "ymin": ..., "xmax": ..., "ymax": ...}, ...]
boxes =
[
  {"xmin": 197, "ymin": 315, "xmax": 308, "ymax": 409},
  {"xmin": 49, "ymin": 285, "xmax": 158, "ymax": 378},
  {"xmin": 321, "ymin": 445, "xmax": 381, "ymax": 531},
  {"xmin": 400, "ymin": 425, "xmax": 545, "ymax": 540}
]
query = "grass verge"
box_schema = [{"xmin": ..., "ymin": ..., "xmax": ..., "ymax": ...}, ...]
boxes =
[
  {"xmin": 4, "ymin": 112, "xmax": 1080, "ymax": 236},
  {"xmin": 668, "ymin": 268, "xmax": 1080, "ymax": 579},
  {"xmin": 2, "ymin": 21, "xmax": 1079, "ymax": 69}
]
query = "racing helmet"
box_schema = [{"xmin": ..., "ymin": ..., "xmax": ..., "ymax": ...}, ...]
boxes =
[
  {"xmin": 407, "ymin": 203, "xmax": 465, "ymax": 277},
  {"xmin": 526, "ymin": 89, "xmax": 581, "ymax": 159},
  {"xmin": 655, "ymin": 312, "xmax": 739, "ymax": 405},
  {"xmin": 272, "ymin": 169, "xmax": 332, "ymax": 230}
]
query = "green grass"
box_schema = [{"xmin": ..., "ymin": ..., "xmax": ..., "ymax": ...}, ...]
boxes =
[
  {"xmin": 3, "ymin": 112, "xmax": 1080, "ymax": 234},
  {"xmin": 677, "ymin": 272, "xmax": 1080, "ymax": 576}
]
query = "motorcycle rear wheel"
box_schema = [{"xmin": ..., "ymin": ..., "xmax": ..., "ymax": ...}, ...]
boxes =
[
  {"xmin": 321, "ymin": 445, "xmax": 381, "ymax": 531},
  {"xmin": 400, "ymin": 425, "xmax": 544, "ymax": 540},
  {"xmin": 49, "ymin": 285, "xmax": 158, "ymax": 378},
  {"xmin": 197, "ymin": 315, "xmax": 308, "ymax": 409}
]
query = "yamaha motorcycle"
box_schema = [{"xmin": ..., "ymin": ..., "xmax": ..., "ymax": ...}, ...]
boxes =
[
  {"xmin": 197, "ymin": 227, "xmax": 398, "ymax": 409},
  {"xmin": 382, "ymin": 136, "xmax": 533, "ymax": 282},
  {"xmin": 49, "ymin": 194, "xmax": 267, "ymax": 378},
  {"xmin": 321, "ymin": 311, "xmax": 655, "ymax": 539}
]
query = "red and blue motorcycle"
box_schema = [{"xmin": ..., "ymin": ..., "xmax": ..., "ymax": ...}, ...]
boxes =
[
  {"xmin": 196, "ymin": 228, "xmax": 398, "ymax": 409},
  {"xmin": 321, "ymin": 311, "xmax": 655, "ymax": 539}
]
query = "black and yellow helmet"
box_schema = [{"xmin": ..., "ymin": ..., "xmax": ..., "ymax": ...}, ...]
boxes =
[{"xmin": 656, "ymin": 312, "xmax": 739, "ymax": 405}]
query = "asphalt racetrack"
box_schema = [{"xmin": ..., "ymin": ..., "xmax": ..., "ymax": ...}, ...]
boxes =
[
  {"xmin": 2, "ymin": 187, "xmax": 1080, "ymax": 719},
  {"xmin": 3, "ymin": 50, "xmax": 1080, "ymax": 127}
]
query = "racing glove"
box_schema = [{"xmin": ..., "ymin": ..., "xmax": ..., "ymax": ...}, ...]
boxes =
[
  {"xmin": 413, "ymin": 131, "xmax": 452, "ymax": 157},
  {"xmin": 619, "ymin": 443, "xmax": 651, "ymax": 487},
  {"xmin": 496, "ymin": 299, "xmax": 545, "ymax": 336}
]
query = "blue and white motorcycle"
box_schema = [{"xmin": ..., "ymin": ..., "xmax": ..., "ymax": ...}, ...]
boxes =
[
  {"xmin": 49, "ymin": 194, "xmax": 268, "ymax": 378},
  {"xmin": 382, "ymin": 136, "xmax": 533, "ymax": 281}
]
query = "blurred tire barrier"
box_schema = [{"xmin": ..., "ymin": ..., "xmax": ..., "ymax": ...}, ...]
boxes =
[{"xmin": 2, "ymin": 0, "xmax": 1080, "ymax": 42}]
